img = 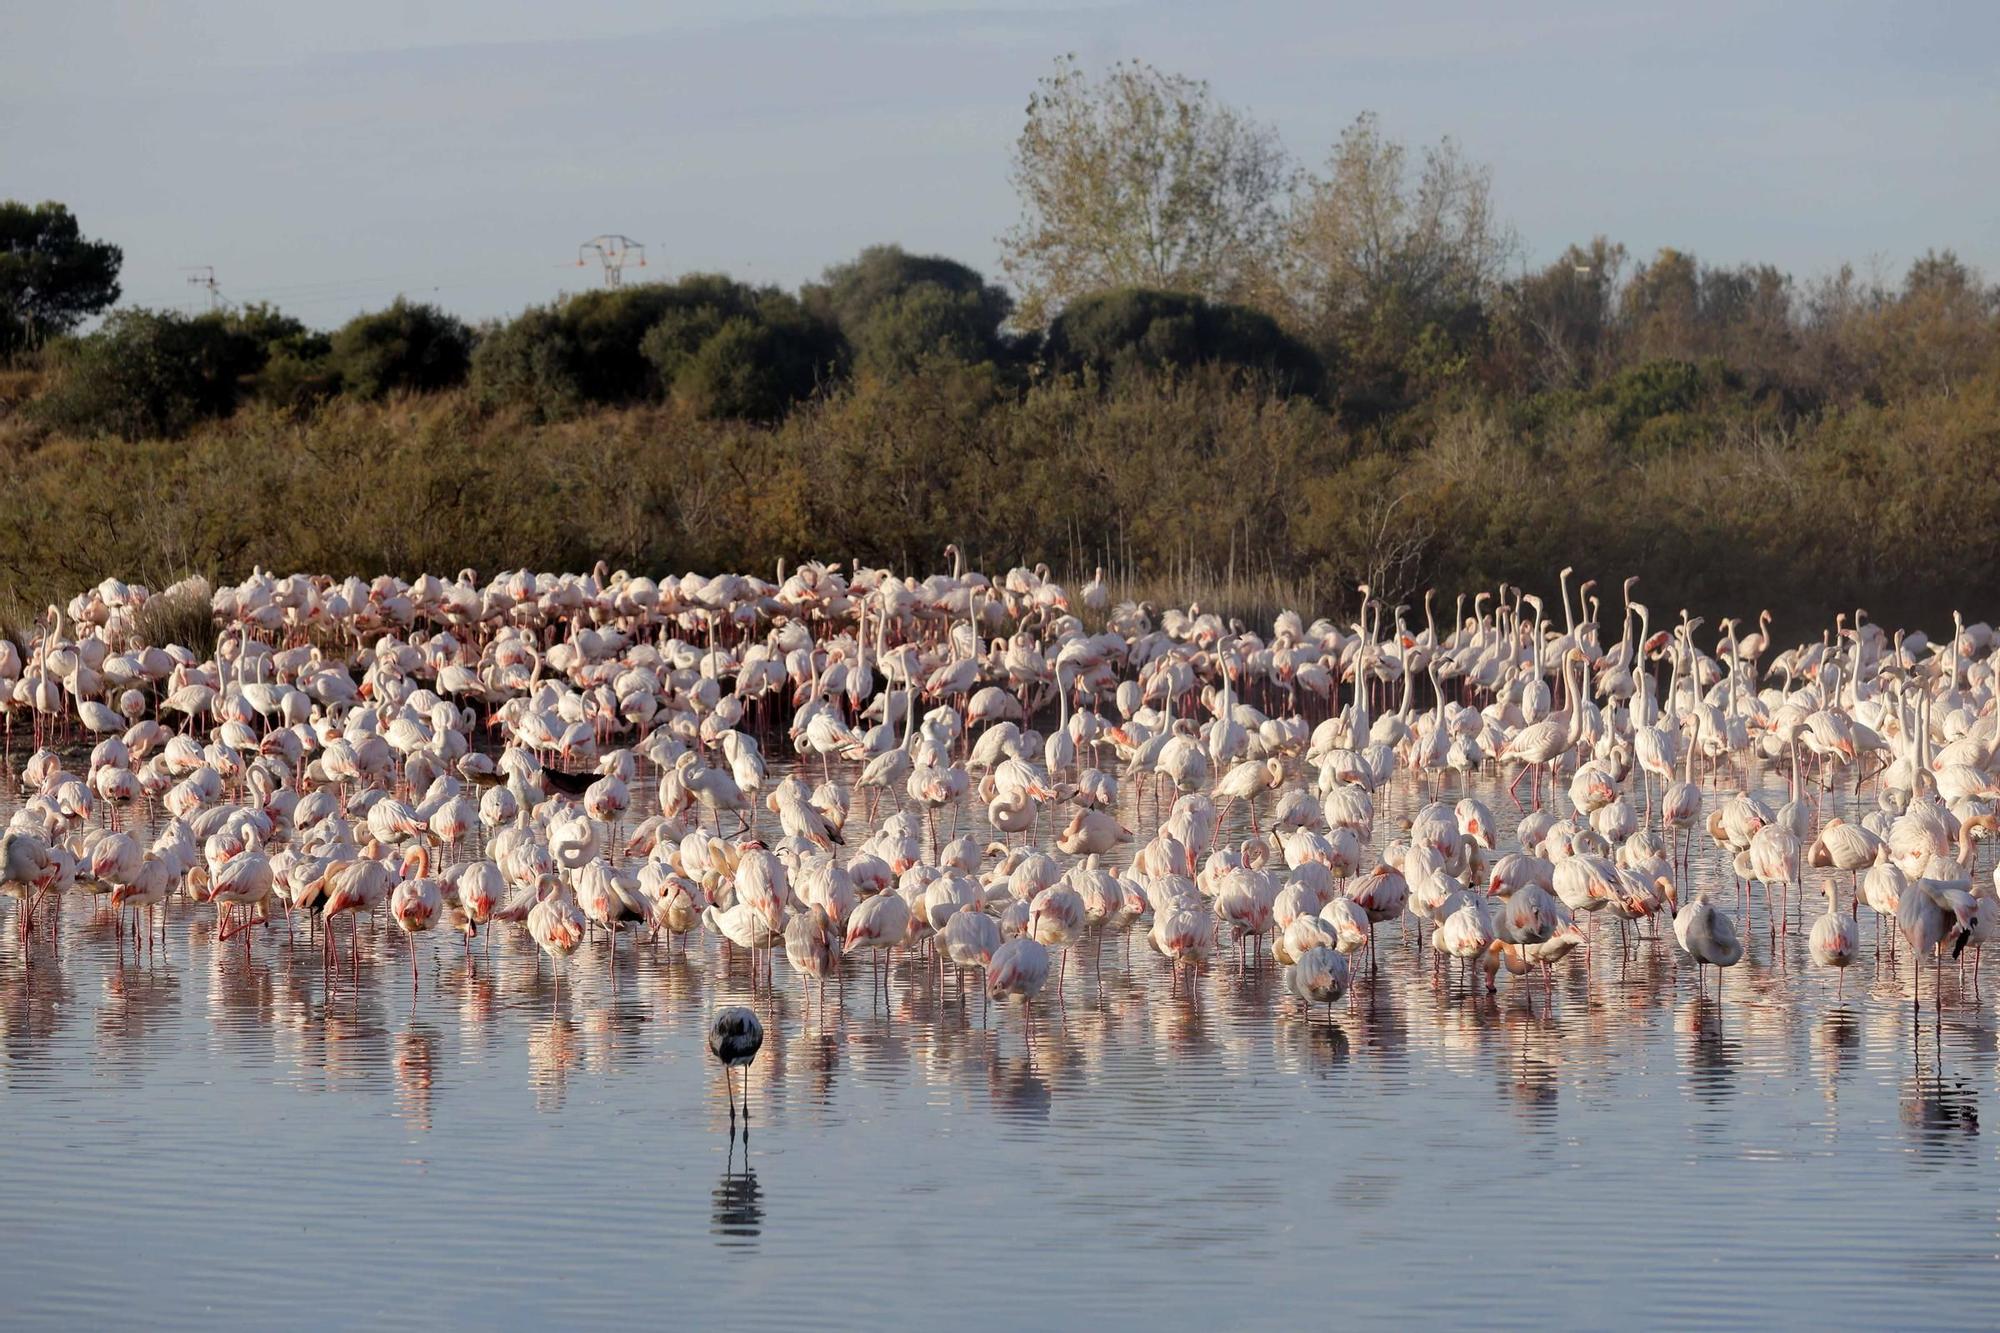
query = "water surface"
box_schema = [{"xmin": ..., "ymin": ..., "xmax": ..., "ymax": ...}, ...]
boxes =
[{"xmin": 3, "ymin": 755, "xmax": 1996, "ymax": 1330}]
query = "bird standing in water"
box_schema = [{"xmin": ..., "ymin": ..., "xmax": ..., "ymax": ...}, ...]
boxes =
[{"xmin": 709, "ymin": 1006, "xmax": 765, "ymax": 1129}]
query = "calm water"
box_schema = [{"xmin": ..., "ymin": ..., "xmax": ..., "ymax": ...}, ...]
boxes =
[{"xmin": 3, "ymin": 754, "xmax": 1998, "ymax": 1330}]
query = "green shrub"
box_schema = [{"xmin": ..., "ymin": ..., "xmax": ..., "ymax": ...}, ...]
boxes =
[
  {"xmin": 1044, "ymin": 288, "xmax": 1324, "ymax": 397},
  {"xmin": 648, "ymin": 293, "xmax": 841, "ymax": 420},
  {"xmin": 805, "ymin": 245, "xmax": 1015, "ymax": 377},
  {"xmin": 329, "ymin": 298, "xmax": 472, "ymax": 399},
  {"xmin": 5, "ymin": 369, "xmax": 2000, "ymax": 637},
  {"xmin": 34, "ymin": 309, "xmax": 261, "ymax": 439},
  {"xmin": 473, "ymin": 277, "xmax": 842, "ymax": 420},
  {"xmin": 469, "ymin": 307, "xmax": 583, "ymax": 420}
]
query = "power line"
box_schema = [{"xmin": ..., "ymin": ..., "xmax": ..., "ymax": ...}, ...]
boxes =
[
  {"xmin": 276, "ymin": 284, "xmax": 456, "ymax": 311},
  {"xmin": 223, "ymin": 272, "xmax": 437, "ymax": 300}
]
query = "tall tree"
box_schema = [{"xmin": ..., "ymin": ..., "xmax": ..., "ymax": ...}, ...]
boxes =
[
  {"xmin": 1001, "ymin": 56, "xmax": 1291, "ymax": 329},
  {"xmin": 0, "ymin": 201, "xmax": 123, "ymax": 355},
  {"xmin": 1619, "ymin": 246, "xmax": 1702, "ymax": 362},
  {"xmin": 1282, "ymin": 115, "xmax": 1512, "ymax": 412},
  {"xmin": 1874, "ymin": 250, "xmax": 1999, "ymax": 395},
  {"xmin": 1494, "ymin": 237, "xmax": 1627, "ymax": 390}
]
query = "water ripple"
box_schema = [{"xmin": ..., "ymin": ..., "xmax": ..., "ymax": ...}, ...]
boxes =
[{"xmin": 2, "ymin": 756, "xmax": 1999, "ymax": 1329}]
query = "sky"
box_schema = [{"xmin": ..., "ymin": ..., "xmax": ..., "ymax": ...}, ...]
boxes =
[{"xmin": 4, "ymin": 0, "xmax": 1996, "ymax": 326}]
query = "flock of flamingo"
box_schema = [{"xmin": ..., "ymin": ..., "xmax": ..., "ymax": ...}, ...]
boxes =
[{"xmin": 2, "ymin": 556, "xmax": 1996, "ymax": 1117}]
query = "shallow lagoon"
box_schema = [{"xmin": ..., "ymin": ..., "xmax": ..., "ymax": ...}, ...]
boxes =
[{"xmin": 3, "ymin": 754, "xmax": 1995, "ymax": 1330}]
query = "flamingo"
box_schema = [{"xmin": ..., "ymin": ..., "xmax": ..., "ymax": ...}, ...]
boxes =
[
  {"xmin": 1028, "ymin": 884, "xmax": 1087, "ymax": 1003},
  {"xmin": 321, "ymin": 843, "xmax": 394, "ymax": 966},
  {"xmin": 784, "ymin": 906, "xmax": 841, "ymax": 1009},
  {"xmin": 389, "ymin": 858, "xmax": 444, "ymax": 989},
  {"xmin": 986, "ymin": 936, "xmax": 1052, "ymax": 1030},
  {"xmin": 1284, "ymin": 945, "xmax": 1351, "ymax": 1018},
  {"xmin": 1674, "ymin": 895, "xmax": 1744, "ymax": 1001},
  {"xmin": 527, "ymin": 874, "xmax": 588, "ymax": 1001},
  {"xmin": 844, "ymin": 891, "xmax": 912, "ymax": 996},
  {"xmin": 1, "ymin": 831, "xmax": 59, "ymax": 938},
  {"xmin": 942, "ymin": 907, "xmax": 1002, "ymax": 1009},
  {"xmin": 708, "ymin": 1006, "xmax": 765, "ymax": 1128},
  {"xmin": 1807, "ymin": 878, "xmax": 1857, "ymax": 997}
]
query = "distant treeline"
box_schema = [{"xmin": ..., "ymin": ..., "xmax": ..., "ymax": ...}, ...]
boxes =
[
  {"xmin": 2, "ymin": 56, "xmax": 1998, "ymax": 636},
  {"xmin": 10, "ymin": 239, "xmax": 1995, "ymax": 442}
]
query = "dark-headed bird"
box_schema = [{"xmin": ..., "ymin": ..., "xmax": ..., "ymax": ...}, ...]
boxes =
[{"xmin": 708, "ymin": 1006, "xmax": 765, "ymax": 1126}]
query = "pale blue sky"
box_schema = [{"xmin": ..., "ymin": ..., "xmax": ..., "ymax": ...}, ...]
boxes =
[{"xmin": 4, "ymin": 1, "xmax": 1995, "ymax": 325}]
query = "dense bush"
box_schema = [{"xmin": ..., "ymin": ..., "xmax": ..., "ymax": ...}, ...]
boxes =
[
  {"xmin": 328, "ymin": 298, "xmax": 472, "ymax": 399},
  {"xmin": 34, "ymin": 309, "xmax": 259, "ymax": 439},
  {"xmin": 465, "ymin": 306, "xmax": 582, "ymax": 421},
  {"xmin": 29, "ymin": 302, "xmax": 336, "ymax": 438},
  {"xmin": 1043, "ymin": 288, "xmax": 1324, "ymax": 398},
  {"xmin": 640, "ymin": 282, "xmax": 842, "ymax": 420},
  {"xmin": 6, "ymin": 194, "xmax": 1997, "ymax": 641},
  {"xmin": 471, "ymin": 276, "xmax": 841, "ymax": 420},
  {"xmin": 805, "ymin": 245, "xmax": 1016, "ymax": 377}
]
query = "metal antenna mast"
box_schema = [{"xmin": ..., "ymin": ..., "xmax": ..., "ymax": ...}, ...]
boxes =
[{"xmin": 182, "ymin": 265, "xmax": 226, "ymax": 311}]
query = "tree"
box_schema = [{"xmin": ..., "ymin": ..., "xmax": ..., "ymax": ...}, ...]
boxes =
[
  {"xmin": 34, "ymin": 308, "xmax": 265, "ymax": 438},
  {"xmin": 1282, "ymin": 115, "xmax": 1512, "ymax": 414},
  {"xmin": 227, "ymin": 301, "xmax": 335, "ymax": 410},
  {"xmin": 1001, "ymin": 56, "xmax": 1291, "ymax": 329},
  {"xmin": 0, "ymin": 201, "xmax": 123, "ymax": 356},
  {"xmin": 473, "ymin": 275, "xmax": 844, "ymax": 420},
  {"xmin": 1493, "ymin": 237, "xmax": 1627, "ymax": 391},
  {"xmin": 562, "ymin": 284, "xmax": 696, "ymax": 403},
  {"xmin": 805, "ymin": 245, "xmax": 1014, "ymax": 377},
  {"xmin": 1619, "ymin": 247, "xmax": 1702, "ymax": 362},
  {"xmin": 644, "ymin": 287, "xmax": 841, "ymax": 420},
  {"xmin": 469, "ymin": 307, "xmax": 585, "ymax": 421},
  {"xmin": 1695, "ymin": 262, "xmax": 1794, "ymax": 380},
  {"xmin": 1615, "ymin": 249, "xmax": 1802, "ymax": 388},
  {"xmin": 329, "ymin": 297, "xmax": 473, "ymax": 398},
  {"xmin": 1870, "ymin": 250, "xmax": 1999, "ymax": 396},
  {"xmin": 1042, "ymin": 287, "xmax": 1322, "ymax": 394}
]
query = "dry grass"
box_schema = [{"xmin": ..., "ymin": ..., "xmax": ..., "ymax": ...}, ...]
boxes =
[
  {"xmin": 0, "ymin": 368, "xmax": 1993, "ymax": 639},
  {"xmin": 1096, "ymin": 570, "xmax": 1325, "ymax": 635},
  {"xmin": 0, "ymin": 366, "xmax": 44, "ymax": 409},
  {"xmin": 131, "ymin": 581, "xmax": 218, "ymax": 658},
  {"xmin": 0, "ymin": 590, "xmax": 33, "ymax": 654}
]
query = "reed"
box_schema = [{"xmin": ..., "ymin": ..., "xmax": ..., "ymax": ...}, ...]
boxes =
[
  {"xmin": 1, "ymin": 362, "xmax": 1994, "ymax": 638},
  {"xmin": 131, "ymin": 582, "xmax": 218, "ymax": 660}
]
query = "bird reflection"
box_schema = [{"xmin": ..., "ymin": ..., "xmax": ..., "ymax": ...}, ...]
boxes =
[
  {"xmin": 312, "ymin": 1003, "xmax": 392, "ymax": 1088},
  {"xmin": 1489, "ymin": 997, "xmax": 1556, "ymax": 1091},
  {"xmin": 1345, "ymin": 991, "xmax": 1410, "ymax": 1060},
  {"xmin": 94, "ymin": 963, "xmax": 177, "ymax": 1049},
  {"xmin": 784, "ymin": 1026, "xmax": 842, "ymax": 1111},
  {"xmin": 1901, "ymin": 1056, "xmax": 1980, "ymax": 1164},
  {"xmin": 987, "ymin": 1049, "xmax": 1052, "ymax": 1123},
  {"xmin": 1683, "ymin": 997, "xmax": 1741, "ymax": 1105},
  {"xmin": 1815, "ymin": 1008, "xmax": 1862, "ymax": 1080},
  {"xmin": 454, "ymin": 966, "xmax": 499, "ymax": 1042},
  {"xmin": 206, "ymin": 947, "xmax": 277, "ymax": 1052},
  {"xmin": 528, "ymin": 1016, "xmax": 580, "ymax": 1113},
  {"xmin": 712, "ymin": 1138, "xmax": 763, "ymax": 1246},
  {"xmin": 578, "ymin": 1000, "xmax": 646, "ymax": 1077},
  {"xmin": 395, "ymin": 1022, "xmax": 440, "ymax": 1132},
  {"xmin": 1284, "ymin": 1015, "xmax": 1350, "ymax": 1077}
]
